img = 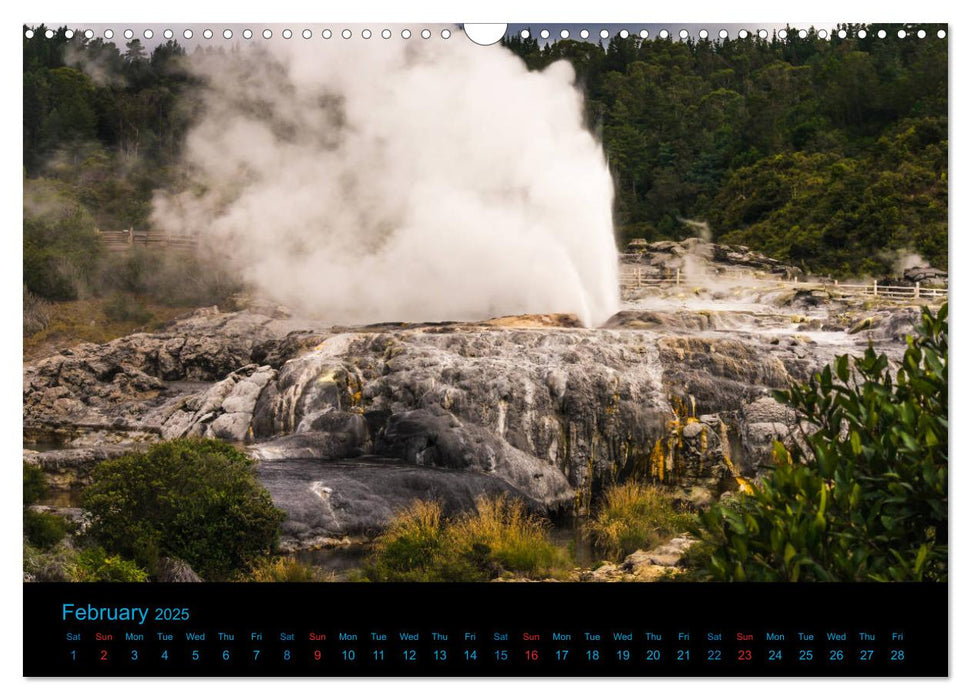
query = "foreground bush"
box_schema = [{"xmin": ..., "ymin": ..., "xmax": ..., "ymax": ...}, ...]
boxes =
[
  {"xmin": 81, "ymin": 439, "xmax": 286, "ymax": 581},
  {"xmin": 72, "ymin": 547, "xmax": 149, "ymax": 583},
  {"xmin": 365, "ymin": 496, "xmax": 567, "ymax": 582},
  {"xmin": 23, "ymin": 462, "xmax": 69, "ymax": 549},
  {"xmin": 24, "ymin": 542, "xmax": 148, "ymax": 583},
  {"xmin": 365, "ymin": 501, "xmax": 453, "ymax": 581},
  {"xmin": 247, "ymin": 556, "xmax": 332, "ymax": 582},
  {"xmin": 452, "ymin": 497, "xmax": 564, "ymax": 576},
  {"xmin": 24, "ymin": 542, "xmax": 77, "ymax": 582},
  {"xmin": 98, "ymin": 248, "xmax": 244, "ymax": 309},
  {"xmin": 588, "ymin": 482, "xmax": 693, "ymax": 560},
  {"xmin": 697, "ymin": 304, "xmax": 947, "ymax": 581},
  {"xmin": 23, "ymin": 461, "xmax": 48, "ymax": 505},
  {"xmin": 23, "ymin": 178, "xmax": 102, "ymax": 300},
  {"xmin": 24, "ymin": 510, "xmax": 70, "ymax": 549},
  {"xmin": 23, "ymin": 286, "xmax": 51, "ymax": 335}
]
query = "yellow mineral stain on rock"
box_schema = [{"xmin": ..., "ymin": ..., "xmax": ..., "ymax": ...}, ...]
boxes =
[
  {"xmin": 316, "ymin": 368, "xmax": 339, "ymax": 384},
  {"xmin": 482, "ymin": 313, "xmax": 584, "ymax": 329},
  {"xmin": 735, "ymin": 476, "xmax": 754, "ymax": 494}
]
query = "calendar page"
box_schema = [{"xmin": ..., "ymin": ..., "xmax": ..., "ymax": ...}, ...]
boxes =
[{"xmin": 21, "ymin": 20, "xmax": 948, "ymax": 678}]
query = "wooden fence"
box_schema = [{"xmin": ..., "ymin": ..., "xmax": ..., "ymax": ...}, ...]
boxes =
[
  {"xmin": 99, "ymin": 229, "xmax": 198, "ymax": 253},
  {"xmin": 619, "ymin": 268, "xmax": 948, "ymax": 301}
]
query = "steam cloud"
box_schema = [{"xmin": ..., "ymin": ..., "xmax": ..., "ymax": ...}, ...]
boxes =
[
  {"xmin": 875, "ymin": 248, "xmax": 934, "ymax": 276},
  {"xmin": 153, "ymin": 34, "xmax": 620, "ymax": 326},
  {"xmin": 893, "ymin": 250, "xmax": 930, "ymax": 275},
  {"xmin": 64, "ymin": 44, "xmax": 126, "ymax": 88},
  {"xmin": 678, "ymin": 218, "xmax": 713, "ymax": 244}
]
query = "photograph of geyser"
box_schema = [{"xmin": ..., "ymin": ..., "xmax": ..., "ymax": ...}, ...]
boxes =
[{"xmin": 24, "ymin": 23, "xmax": 946, "ymax": 586}]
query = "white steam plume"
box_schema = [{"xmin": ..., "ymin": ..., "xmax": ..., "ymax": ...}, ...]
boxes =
[
  {"xmin": 64, "ymin": 43, "xmax": 126, "ymax": 88},
  {"xmin": 152, "ymin": 35, "xmax": 620, "ymax": 326},
  {"xmin": 894, "ymin": 250, "xmax": 930, "ymax": 275},
  {"xmin": 875, "ymin": 248, "xmax": 933, "ymax": 276},
  {"xmin": 678, "ymin": 217, "xmax": 713, "ymax": 243}
]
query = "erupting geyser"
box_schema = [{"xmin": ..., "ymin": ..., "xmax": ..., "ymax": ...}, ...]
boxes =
[{"xmin": 153, "ymin": 32, "xmax": 620, "ymax": 326}]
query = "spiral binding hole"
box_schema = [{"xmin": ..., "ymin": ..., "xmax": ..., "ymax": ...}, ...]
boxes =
[{"xmin": 24, "ymin": 25, "xmax": 947, "ymax": 45}]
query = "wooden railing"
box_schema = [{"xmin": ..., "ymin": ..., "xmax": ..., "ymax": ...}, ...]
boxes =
[
  {"xmin": 811, "ymin": 280, "xmax": 949, "ymax": 300},
  {"xmin": 99, "ymin": 229, "xmax": 198, "ymax": 253},
  {"xmin": 619, "ymin": 268, "xmax": 948, "ymax": 301}
]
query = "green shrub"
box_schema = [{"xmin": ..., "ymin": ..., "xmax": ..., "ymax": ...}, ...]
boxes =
[
  {"xmin": 102, "ymin": 293, "xmax": 153, "ymax": 324},
  {"xmin": 81, "ymin": 439, "xmax": 286, "ymax": 580},
  {"xmin": 23, "ymin": 178, "xmax": 102, "ymax": 300},
  {"xmin": 587, "ymin": 482, "xmax": 693, "ymax": 560},
  {"xmin": 72, "ymin": 547, "xmax": 149, "ymax": 582},
  {"xmin": 365, "ymin": 500, "xmax": 455, "ymax": 581},
  {"xmin": 672, "ymin": 538, "xmax": 721, "ymax": 581},
  {"xmin": 452, "ymin": 496, "xmax": 564, "ymax": 576},
  {"xmin": 23, "ymin": 461, "xmax": 48, "ymax": 505},
  {"xmin": 247, "ymin": 556, "xmax": 332, "ymax": 582},
  {"xmin": 24, "ymin": 463, "xmax": 68, "ymax": 552},
  {"xmin": 365, "ymin": 496, "xmax": 568, "ymax": 582},
  {"xmin": 23, "ymin": 285, "xmax": 51, "ymax": 335},
  {"xmin": 696, "ymin": 304, "xmax": 947, "ymax": 581},
  {"xmin": 24, "ymin": 542, "xmax": 77, "ymax": 582},
  {"xmin": 24, "ymin": 510, "xmax": 70, "ymax": 549},
  {"xmin": 98, "ymin": 248, "xmax": 243, "ymax": 309}
]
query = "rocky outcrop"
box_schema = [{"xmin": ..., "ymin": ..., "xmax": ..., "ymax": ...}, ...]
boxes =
[
  {"xmin": 154, "ymin": 557, "xmax": 203, "ymax": 583},
  {"xmin": 27, "ymin": 504, "xmax": 85, "ymax": 526},
  {"xmin": 376, "ymin": 408, "xmax": 574, "ymax": 510},
  {"xmin": 739, "ymin": 396, "xmax": 796, "ymax": 469},
  {"xmin": 257, "ymin": 458, "xmax": 548, "ymax": 550},
  {"xmin": 22, "ymin": 308, "xmax": 309, "ymax": 443},
  {"xmin": 903, "ymin": 266, "xmax": 947, "ymax": 287},
  {"xmin": 858, "ymin": 307, "xmax": 923, "ymax": 343},
  {"xmin": 576, "ymin": 534, "xmax": 696, "ymax": 582},
  {"xmin": 161, "ymin": 364, "xmax": 277, "ymax": 442},
  {"xmin": 23, "ymin": 294, "xmax": 923, "ymax": 546},
  {"xmin": 622, "ymin": 237, "xmax": 802, "ymax": 279},
  {"xmin": 23, "ymin": 445, "xmax": 140, "ymax": 490}
]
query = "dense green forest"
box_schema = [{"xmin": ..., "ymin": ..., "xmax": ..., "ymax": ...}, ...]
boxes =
[
  {"xmin": 23, "ymin": 26, "xmax": 235, "ymax": 342},
  {"xmin": 24, "ymin": 27, "xmax": 197, "ymax": 228},
  {"xmin": 504, "ymin": 24, "xmax": 947, "ymax": 275},
  {"xmin": 24, "ymin": 23, "xmax": 947, "ymax": 299}
]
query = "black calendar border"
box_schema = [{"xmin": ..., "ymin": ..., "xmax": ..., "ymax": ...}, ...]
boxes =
[{"xmin": 23, "ymin": 582, "xmax": 948, "ymax": 677}]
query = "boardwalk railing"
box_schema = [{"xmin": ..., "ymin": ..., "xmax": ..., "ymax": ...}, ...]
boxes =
[
  {"xmin": 99, "ymin": 229, "xmax": 198, "ymax": 253},
  {"xmin": 813, "ymin": 280, "xmax": 948, "ymax": 300},
  {"xmin": 620, "ymin": 268, "xmax": 948, "ymax": 301}
]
